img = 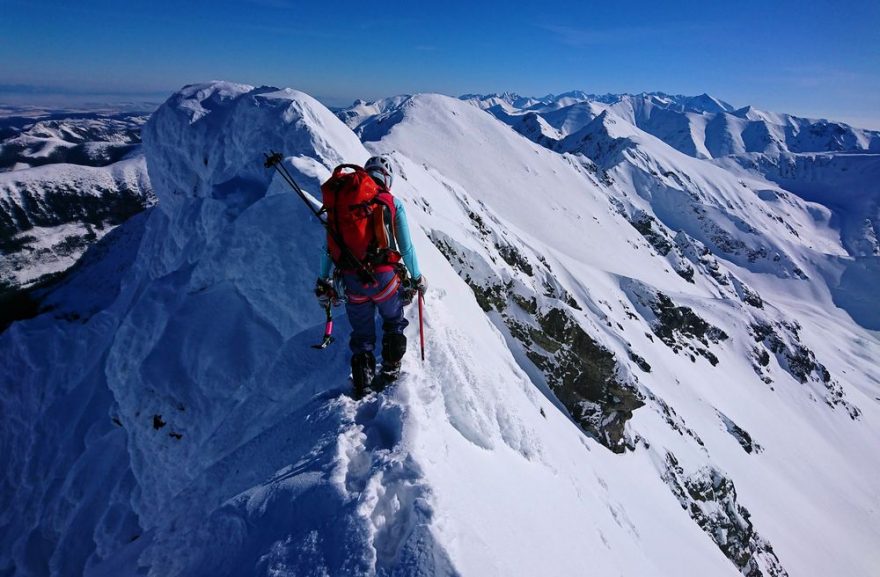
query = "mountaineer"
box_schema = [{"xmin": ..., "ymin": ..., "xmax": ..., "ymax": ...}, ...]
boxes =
[{"xmin": 315, "ymin": 155, "xmax": 426, "ymax": 397}]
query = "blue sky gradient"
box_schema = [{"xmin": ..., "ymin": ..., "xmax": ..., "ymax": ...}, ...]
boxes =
[{"xmin": 1, "ymin": 0, "xmax": 878, "ymax": 127}]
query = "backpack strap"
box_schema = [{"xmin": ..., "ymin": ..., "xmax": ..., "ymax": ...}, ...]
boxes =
[{"xmin": 373, "ymin": 191, "xmax": 399, "ymax": 252}]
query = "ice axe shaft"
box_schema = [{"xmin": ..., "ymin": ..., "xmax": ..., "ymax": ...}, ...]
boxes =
[{"xmin": 312, "ymin": 303, "xmax": 335, "ymax": 349}]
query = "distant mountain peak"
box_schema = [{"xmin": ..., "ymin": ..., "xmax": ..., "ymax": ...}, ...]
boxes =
[{"xmin": 684, "ymin": 92, "xmax": 735, "ymax": 113}]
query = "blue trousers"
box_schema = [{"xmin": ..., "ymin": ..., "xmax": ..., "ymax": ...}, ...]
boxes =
[{"xmin": 342, "ymin": 270, "xmax": 409, "ymax": 354}]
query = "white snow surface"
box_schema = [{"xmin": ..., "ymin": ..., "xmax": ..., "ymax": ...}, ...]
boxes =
[
  {"xmin": 2, "ymin": 82, "xmax": 880, "ymax": 577},
  {"xmin": 0, "ymin": 156, "xmax": 154, "ymax": 288},
  {"xmin": 454, "ymin": 90, "xmax": 880, "ymax": 331}
]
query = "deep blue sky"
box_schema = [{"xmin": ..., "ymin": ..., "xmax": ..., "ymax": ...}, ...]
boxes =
[{"xmin": 2, "ymin": 0, "xmax": 878, "ymax": 127}]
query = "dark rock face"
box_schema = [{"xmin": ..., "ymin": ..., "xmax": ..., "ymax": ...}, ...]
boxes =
[
  {"xmin": 717, "ymin": 412, "xmax": 763, "ymax": 454},
  {"xmin": 496, "ymin": 243, "xmax": 534, "ymax": 276},
  {"xmin": 625, "ymin": 284, "xmax": 729, "ymax": 366},
  {"xmin": 627, "ymin": 351, "xmax": 651, "ymax": 373},
  {"xmin": 428, "ymin": 220, "xmax": 644, "ymax": 453},
  {"xmin": 630, "ymin": 211, "xmax": 673, "ymax": 256},
  {"xmin": 1, "ymin": 112, "xmax": 156, "ymax": 298},
  {"xmin": 611, "ymin": 200, "xmax": 700, "ymax": 284},
  {"xmin": 0, "ymin": 172, "xmax": 155, "ymax": 298},
  {"xmin": 749, "ymin": 320, "xmax": 860, "ymax": 418},
  {"xmin": 736, "ymin": 281, "xmax": 764, "ymax": 308},
  {"xmin": 685, "ymin": 203, "xmax": 807, "ymax": 281},
  {"xmin": 652, "ymin": 292, "xmax": 729, "ymax": 348},
  {"xmin": 466, "ymin": 278, "xmax": 508, "ymax": 313},
  {"xmin": 524, "ymin": 307, "xmax": 644, "ymax": 452},
  {"xmin": 642, "ymin": 389, "xmax": 704, "ymax": 446},
  {"xmin": 663, "ymin": 453, "xmax": 788, "ymax": 577},
  {"xmin": 0, "ymin": 181, "xmax": 150, "ymax": 242}
]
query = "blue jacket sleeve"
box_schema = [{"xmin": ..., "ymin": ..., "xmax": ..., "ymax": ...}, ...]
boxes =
[
  {"xmin": 319, "ymin": 242, "xmax": 332, "ymax": 279},
  {"xmin": 394, "ymin": 197, "xmax": 421, "ymax": 279}
]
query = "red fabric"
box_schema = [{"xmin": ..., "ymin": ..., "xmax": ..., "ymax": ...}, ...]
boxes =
[
  {"xmin": 320, "ymin": 165, "xmax": 400, "ymax": 269},
  {"xmin": 338, "ymin": 264, "xmax": 396, "ymax": 275},
  {"xmin": 374, "ymin": 190, "xmax": 397, "ymax": 224},
  {"xmin": 372, "ymin": 274, "xmax": 401, "ymax": 303},
  {"xmin": 321, "ymin": 165, "xmax": 380, "ymax": 263}
]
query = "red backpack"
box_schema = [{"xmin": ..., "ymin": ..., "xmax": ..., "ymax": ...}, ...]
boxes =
[{"xmin": 321, "ymin": 164, "xmax": 400, "ymax": 271}]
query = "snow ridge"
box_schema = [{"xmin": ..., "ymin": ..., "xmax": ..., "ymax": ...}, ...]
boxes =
[{"xmin": 2, "ymin": 83, "xmax": 879, "ymax": 577}]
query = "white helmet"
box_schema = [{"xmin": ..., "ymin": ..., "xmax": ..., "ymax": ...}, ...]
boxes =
[{"xmin": 365, "ymin": 155, "xmax": 394, "ymax": 189}]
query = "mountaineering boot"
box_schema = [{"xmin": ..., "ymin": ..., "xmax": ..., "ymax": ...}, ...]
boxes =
[
  {"xmin": 351, "ymin": 352, "xmax": 376, "ymax": 399},
  {"xmin": 373, "ymin": 333, "xmax": 407, "ymax": 392}
]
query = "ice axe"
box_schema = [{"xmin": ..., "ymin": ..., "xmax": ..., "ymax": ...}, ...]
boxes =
[{"xmin": 312, "ymin": 302, "xmax": 335, "ymax": 350}]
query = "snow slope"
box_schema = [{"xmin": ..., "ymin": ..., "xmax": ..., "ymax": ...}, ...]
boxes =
[
  {"xmin": 0, "ymin": 109, "xmax": 155, "ymax": 296},
  {"xmin": 453, "ymin": 91, "xmax": 880, "ymax": 332},
  {"xmin": 357, "ymin": 94, "xmax": 879, "ymax": 574},
  {"xmin": 2, "ymin": 82, "xmax": 879, "ymax": 577},
  {"xmin": 0, "ymin": 156, "xmax": 154, "ymax": 290}
]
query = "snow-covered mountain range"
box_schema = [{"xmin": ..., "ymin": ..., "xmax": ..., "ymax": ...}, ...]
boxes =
[
  {"xmin": 459, "ymin": 91, "xmax": 879, "ymax": 157},
  {"xmin": 0, "ymin": 110, "xmax": 155, "ymax": 308},
  {"xmin": 1, "ymin": 83, "xmax": 878, "ymax": 577},
  {"xmin": 0, "ymin": 110, "xmax": 149, "ymax": 171},
  {"xmin": 462, "ymin": 91, "xmax": 880, "ymax": 328}
]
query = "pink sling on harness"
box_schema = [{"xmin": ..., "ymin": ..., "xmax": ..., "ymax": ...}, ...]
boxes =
[{"xmin": 346, "ymin": 274, "xmax": 401, "ymax": 305}]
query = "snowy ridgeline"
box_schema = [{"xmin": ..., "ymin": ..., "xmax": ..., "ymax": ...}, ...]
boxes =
[
  {"xmin": 457, "ymin": 91, "xmax": 880, "ymax": 157},
  {"xmin": 1, "ymin": 82, "xmax": 879, "ymax": 577},
  {"xmin": 0, "ymin": 111, "xmax": 155, "ymax": 293}
]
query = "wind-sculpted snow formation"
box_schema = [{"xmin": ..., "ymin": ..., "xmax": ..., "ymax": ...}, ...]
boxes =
[{"xmin": 2, "ymin": 82, "xmax": 879, "ymax": 577}]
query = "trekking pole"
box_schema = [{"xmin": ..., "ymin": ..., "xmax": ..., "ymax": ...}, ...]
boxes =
[
  {"xmin": 418, "ymin": 291, "xmax": 425, "ymax": 362},
  {"xmin": 312, "ymin": 302, "xmax": 335, "ymax": 349}
]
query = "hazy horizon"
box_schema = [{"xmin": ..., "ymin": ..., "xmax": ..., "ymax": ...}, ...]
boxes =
[
  {"xmin": 3, "ymin": 0, "xmax": 878, "ymax": 127},
  {"xmin": 2, "ymin": 83, "xmax": 879, "ymax": 131}
]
